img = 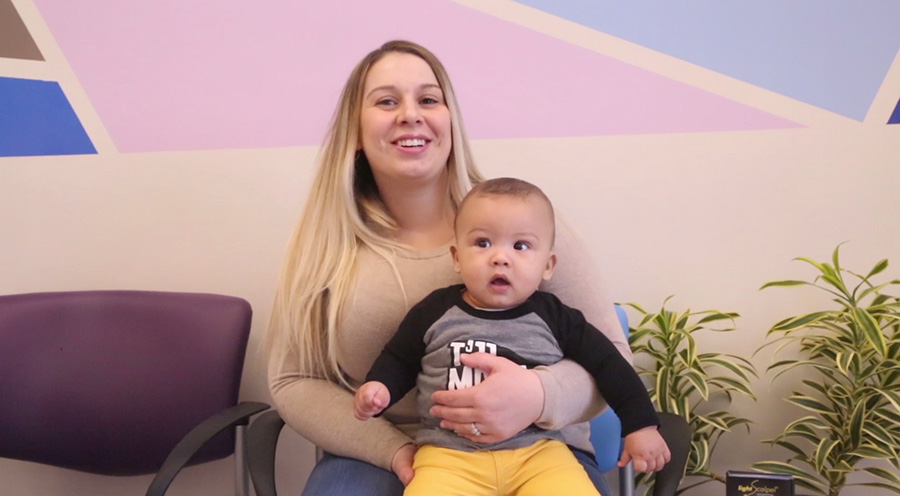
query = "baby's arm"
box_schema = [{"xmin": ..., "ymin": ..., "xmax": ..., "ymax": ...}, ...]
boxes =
[
  {"xmin": 354, "ymin": 381, "xmax": 392, "ymax": 420},
  {"xmin": 619, "ymin": 425, "xmax": 671, "ymax": 473}
]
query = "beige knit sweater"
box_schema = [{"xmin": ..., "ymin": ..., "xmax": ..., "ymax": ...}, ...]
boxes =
[{"xmin": 268, "ymin": 220, "xmax": 631, "ymax": 471}]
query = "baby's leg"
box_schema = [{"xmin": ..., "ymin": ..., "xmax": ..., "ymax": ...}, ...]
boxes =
[
  {"xmin": 403, "ymin": 445, "xmax": 496, "ymax": 496},
  {"xmin": 510, "ymin": 440, "xmax": 601, "ymax": 496}
]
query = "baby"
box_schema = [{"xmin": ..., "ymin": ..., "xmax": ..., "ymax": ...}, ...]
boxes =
[{"xmin": 355, "ymin": 177, "xmax": 669, "ymax": 495}]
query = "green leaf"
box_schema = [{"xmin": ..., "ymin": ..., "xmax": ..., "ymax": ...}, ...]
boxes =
[
  {"xmin": 656, "ymin": 365, "xmax": 670, "ymax": 409},
  {"xmin": 707, "ymin": 376, "xmax": 756, "ymax": 399},
  {"xmin": 683, "ymin": 368, "xmax": 709, "ymax": 401},
  {"xmin": 814, "ymin": 438, "xmax": 839, "ymax": 473},
  {"xmin": 851, "ymin": 445, "xmax": 896, "ymax": 459},
  {"xmin": 852, "ymin": 482, "xmax": 900, "ymax": 495},
  {"xmin": 853, "ymin": 307, "xmax": 888, "ymax": 357},
  {"xmin": 849, "ymin": 401, "xmax": 866, "ymax": 448},
  {"xmin": 866, "ymin": 259, "xmax": 890, "ymax": 280},
  {"xmin": 787, "ymin": 395, "xmax": 833, "ymax": 414},
  {"xmin": 696, "ymin": 311, "xmax": 739, "ymax": 324},
  {"xmin": 864, "ymin": 467, "xmax": 900, "ymax": 486},
  {"xmin": 862, "ymin": 420, "xmax": 897, "ymax": 447},
  {"xmin": 760, "ymin": 279, "xmax": 811, "ymax": 290},
  {"xmin": 771, "ymin": 311, "xmax": 832, "ymax": 332},
  {"xmin": 703, "ymin": 356, "xmax": 756, "ymax": 383},
  {"xmin": 834, "ymin": 243, "xmax": 849, "ymax": 273},
  {"xmin": 750, "ymin": 461, "xmax": 826, "ymax": 493}
]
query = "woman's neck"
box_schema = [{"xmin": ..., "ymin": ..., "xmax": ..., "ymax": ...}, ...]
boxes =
[{"xmin": 379, "ymin": 175, "xmax": 455, "ymax": 251}]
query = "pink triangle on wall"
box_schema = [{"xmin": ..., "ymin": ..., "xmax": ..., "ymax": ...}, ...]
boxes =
[{"xmin": 32, "ymin": 0, "xmax": 800, "ymax": 153}]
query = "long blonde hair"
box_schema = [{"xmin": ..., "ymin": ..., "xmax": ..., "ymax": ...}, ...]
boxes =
[{"xmin": 268, "ymin": 40, "xmax": 483, "ymax": 386}]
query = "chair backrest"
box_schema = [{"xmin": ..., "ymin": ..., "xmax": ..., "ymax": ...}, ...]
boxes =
[{"xmin": 0, "ymin": 290, "xmax": 252, "ymax": 476}]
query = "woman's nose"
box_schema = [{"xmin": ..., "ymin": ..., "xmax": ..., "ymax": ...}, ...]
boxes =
[{"xmin": 398, "ymin": 100, "xmax": 423, "ymax": 124}]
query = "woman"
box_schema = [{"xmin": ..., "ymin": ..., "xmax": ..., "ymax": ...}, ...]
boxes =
[{"xmin": 267, "ymin": 40, "xmax": 631, "ymax": 495}]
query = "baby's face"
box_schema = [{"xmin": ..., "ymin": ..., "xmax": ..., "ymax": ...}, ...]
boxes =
[{"xmin": 451, "ymin": 195, "xmax": 556, "ymax": 310}]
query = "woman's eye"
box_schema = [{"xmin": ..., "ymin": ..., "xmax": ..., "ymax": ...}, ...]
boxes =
[
  {"xmin": 514, "ymin": 241, "xmax": 530, "ymax": 251},
  {"xmin": 376, "ymin": 98, "xmax": 397, "ymax": 106},
  {"xmin": 476, "ymin": 239, "xmax": 491, "ymax": 248},
  {"xmin": 420, "ymin": 97, "xmax": 440, "ymax": 105}
]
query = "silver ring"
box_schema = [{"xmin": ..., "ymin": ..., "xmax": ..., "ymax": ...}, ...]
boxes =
[{"xmin": 470, "ymin": 422, "xmax": 482, "ymax": 436}]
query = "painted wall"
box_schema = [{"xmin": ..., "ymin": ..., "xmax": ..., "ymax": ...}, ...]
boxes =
[{"xmin": 1, "ymin": 0, "xmax": 899, "ymax": 494}]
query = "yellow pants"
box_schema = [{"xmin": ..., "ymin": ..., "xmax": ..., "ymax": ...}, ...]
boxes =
[{"xmin": 404, "ymin": 439, "xmax": 601, "ymax": 496}]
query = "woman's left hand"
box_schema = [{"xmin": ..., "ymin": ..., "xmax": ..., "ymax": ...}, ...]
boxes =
[{"xmin": 430, "ymin": 352, "xmax": 544, "ymax": 444}]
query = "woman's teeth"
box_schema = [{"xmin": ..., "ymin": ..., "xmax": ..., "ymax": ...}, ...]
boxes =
[{"xmin": 397, "ymin": 138, "xmax": 425, "ymax": 148}]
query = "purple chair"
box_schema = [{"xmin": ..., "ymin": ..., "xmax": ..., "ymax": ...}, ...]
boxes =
[{"xmin": 0, "ymin": 290, "xmax": 269, "ymax": 496}]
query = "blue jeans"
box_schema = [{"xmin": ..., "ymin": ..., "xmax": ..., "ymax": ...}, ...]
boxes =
[{"xmin": 300, "ymin": 448, "xmax": 611, "ymax": 496}]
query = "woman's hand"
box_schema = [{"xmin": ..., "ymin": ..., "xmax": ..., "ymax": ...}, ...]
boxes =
[
  {"xmin": 391, "ymin": 443, "xmax": 416, "ymax": 486},
  {"xmin": 430, "ymin": 352, "xmax": 544, "ymax": 444}
]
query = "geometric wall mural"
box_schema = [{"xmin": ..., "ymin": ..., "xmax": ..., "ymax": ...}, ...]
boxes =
[
  {"xmin": 891, "ymin": 98, "xmax": 900, "ymax": 124},
  {"xmin": 29, "ymin": 0, "xmax": 801, "ymax": 153},
  {"xmin": 513, "ymin": 0, "xmax": 900, "ymax": 122},
  {"xmin": 6, "ymin": 0, "xmax": 896, "ymax": 154},
  {"xmin": 0, "ymin": 77, "xmax": 96, "ymax": 157}
]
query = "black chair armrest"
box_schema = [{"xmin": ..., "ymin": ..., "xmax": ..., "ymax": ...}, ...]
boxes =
[
  {"xmin": 145, "ymin": 401, "xmax": 270, "ymax": 496},
  {"xmin": 247, "ymin": 409, "xmax": 287, "ymax": 496},
  {"xmin": 652, "ymin": 412, "xmax": 692, "ymax": 496}
]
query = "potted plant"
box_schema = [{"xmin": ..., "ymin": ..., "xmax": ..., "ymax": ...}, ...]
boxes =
[
  {"xmin": 625, "ymin": 297, "xmax": 757, "ymax": 494},
  {"xmin": 752, "ymin": 245, "xmax": 900, "ymax": 495}
]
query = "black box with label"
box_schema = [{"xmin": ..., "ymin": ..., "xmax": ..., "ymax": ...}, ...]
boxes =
[{"xmin": 726, "ymin": 471, "xmax": 794, "ymax": 496}]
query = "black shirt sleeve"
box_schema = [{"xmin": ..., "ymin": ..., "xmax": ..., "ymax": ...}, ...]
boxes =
[
  {"xmin": 534, "ymin": 292, "xmax": 659, "ymax": 435},
  {"xmin": 365, "ymin": 286, "xmax": 458, "ymax": 413}
]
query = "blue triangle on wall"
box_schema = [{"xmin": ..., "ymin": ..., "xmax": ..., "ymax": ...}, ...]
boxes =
[
  {"xmin": 0, "ymin": 77, "xmax": 96, "ymax": 157},
  {"xmin": 890, "ymin": 97, "xmax": 900, "ymax": 124}
]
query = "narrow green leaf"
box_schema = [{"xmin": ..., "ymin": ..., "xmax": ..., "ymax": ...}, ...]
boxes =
[
  {"xmin": 853, "ymin": 307, "xmax": 888, "ymax": 357},
  {"xmin": 656, "ymin": 365, "xmax": 670, "ymax": 410},
  {"xmin": 862, "ymin": 420, "xmax": 897, "ymax": 447},
  {"xmin": 683, "ymin": 369, "xmax": 709, "ymax": 401},
  {"xmin": 760, "ymin": 279, "xmax": 811, "ymax": 290},
  {"xmin": 707, "ymin": 376, "xmax": 756, "ymax": 399},
  {"xmin": 771, "ymin": 311, "xmax": 832, "ymax": 332},
  {"xmin": 851, "ymin": 445, "xmax": 896, "ymax": 459},
  {"xmin": 787, "ymin": 395, "xmax": 833, "ymax": 414},
  {"xmin": 852, "ymin": 482, "xmax": 900, "ymax": 495},
  {"xmin": 832, "ymin": 243, "xmax": 847, "ymax": 274},
  {"xmin": 849, "ymin": 401, "xmax": 866, "ymax": 448},
  {"xmin": 750, "ymin": 461, "xmax": 826, "ymax": 492},
  {"xmin": 814, "ymin": 438, "xmax": 839, "ymax": 473},
  {"xmin": 866, "ymin": 259, "xmax": 890, "ymax": 280}
]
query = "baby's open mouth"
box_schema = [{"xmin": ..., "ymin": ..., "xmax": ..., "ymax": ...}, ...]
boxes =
[{"xmin": 490, "ymin": 275, "xmax": 510, "ymax": 287}]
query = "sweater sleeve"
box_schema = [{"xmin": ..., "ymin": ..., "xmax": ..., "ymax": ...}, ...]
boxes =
[
  {"xmin": 533, "ymin": 217, "xmax": 632, "ymax": 430},
  {"xmin": 267, "ymin": 331, "xmax": 411, "ymax": 472}
]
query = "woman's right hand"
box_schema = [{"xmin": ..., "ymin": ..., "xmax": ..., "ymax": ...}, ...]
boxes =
[
  {"xmin": 392, "ymin": 443, "xmax": 416, "ymax": 486},
  {"xmin": 430, "ymin": 352, "xmax": 544, "ymax": 444}
]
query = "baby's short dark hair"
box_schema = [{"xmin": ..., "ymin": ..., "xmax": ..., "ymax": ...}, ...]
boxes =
[{"xmin": 456, "ymin": 177, "xmax": 556, "ymax": 242}]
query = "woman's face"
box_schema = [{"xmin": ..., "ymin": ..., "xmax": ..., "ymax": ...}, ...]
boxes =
[{"xmin": 359, "ymin": 52, "xmax": 452, "ymax": 188}]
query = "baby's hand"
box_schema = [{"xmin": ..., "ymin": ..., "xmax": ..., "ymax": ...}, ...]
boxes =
[
  {"xmin": 619, "ymin": 425, "xmax": 671, "ymax": 473},
  {"xmin": 354, "ymin": 381, "xmax": 391, "ymax": 420}
]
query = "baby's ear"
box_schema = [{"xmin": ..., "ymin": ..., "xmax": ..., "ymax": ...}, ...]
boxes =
[
  {"xmin": 450, "ymin": 244, "xmax": 461, "ymax": 273},
  {"xmin": 543, "ymin": 252, "xmax": 557, "ymax": 281}
]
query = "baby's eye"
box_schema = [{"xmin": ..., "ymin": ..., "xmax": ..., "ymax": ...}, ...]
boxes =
[
  {"xmin": 476, "ymin": 239, "xmax": 491, "ymax": 248},
  {"xmin": 513, "ymin": 241, "xmax": 531, "ymax": 251}
]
